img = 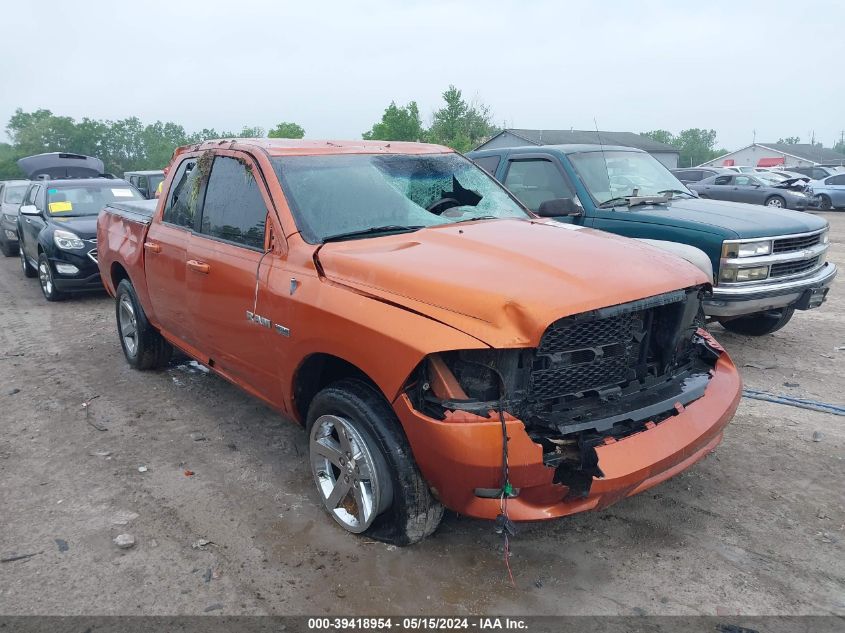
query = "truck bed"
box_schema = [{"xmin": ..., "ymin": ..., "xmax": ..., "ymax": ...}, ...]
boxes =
[{"xmin": 102, "ymin": 199, "xmax": 157, "ymax": 225}]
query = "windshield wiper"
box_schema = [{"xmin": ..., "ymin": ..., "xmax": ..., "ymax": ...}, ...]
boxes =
[
  {"xmin": 321, "ymin": 225, "xmax": 425, "ymax": 243},
  {"xmin": 598, "ymin": 192, "xmax": 673, "ymax": 209},
  {"xmin": 448, "ymin": 215, "xmax": 499, "ymax": 224},
  {"xmin": 658, "ymin": 189, "xmax": 695, "ymax": 199}
]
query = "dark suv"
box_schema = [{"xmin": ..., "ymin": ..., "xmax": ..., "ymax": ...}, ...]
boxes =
[{"xmin": 17, "ymin": 174, "xmax": 144, "ymax": 301}]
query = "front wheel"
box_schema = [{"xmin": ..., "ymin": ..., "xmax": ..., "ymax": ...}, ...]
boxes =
[
  {"xmin": 718, "ymin": 306, "xmax": 795, "ymax": 336},
  {"xmin": 38, "ymin": 254, "xmax": 66, "ymax": 302},
  {"xmin": 815, "ymin": 194, "xmax": 832, "ymax": 211},
  {"xmin": 115, "ymin": 279, "xmax": 172, "ymax": 369},
  {"xmin": 765, "ymin": 195, "xmax": 786, "ymax": 208},
  {"xmin": 307, "ymin": 379, "xmax": 443, "ymax": 545}
]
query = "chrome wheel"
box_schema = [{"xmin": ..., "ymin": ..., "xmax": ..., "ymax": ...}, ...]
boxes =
[
  {"xmin": 38, "ymin": 260, "xmax": 53, "ymax": 296},
  {"xmin": 118, "ymin": 295, "xmax": 138, "ymax": 357},
  {"xmin": 816, "ymin": 195, "xmax": 832, "ymax": 211},
  {"xmin": 309, "ymin": 414, "xmax": 391, "ymax": 533},
  {"xmin": 766, "ymin": 197, "xmax": 784, "ymax": 208}
]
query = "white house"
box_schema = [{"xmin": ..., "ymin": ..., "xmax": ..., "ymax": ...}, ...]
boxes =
[{"xmin": 701, "ymin": 143, "xmax": 845, "ymax": 169}]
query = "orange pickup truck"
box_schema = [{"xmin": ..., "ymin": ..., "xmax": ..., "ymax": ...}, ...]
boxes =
[{"xmin": 97, "ymin": 139, "xmax": 741, "ymax": 544}]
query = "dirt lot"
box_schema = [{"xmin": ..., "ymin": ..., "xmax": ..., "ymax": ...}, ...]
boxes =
[{"xmin": 0, "ymin": 213, "xmax": 843, "ymax": 617}]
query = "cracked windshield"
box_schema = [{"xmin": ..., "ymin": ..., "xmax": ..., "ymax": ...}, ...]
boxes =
[
  {"xmin": 569, "ymin": 150, "xmax": 691, "ymax": 205},
  {"xmin": 273, "ymin": 153, "xmax": 528, "ymax": 243}
]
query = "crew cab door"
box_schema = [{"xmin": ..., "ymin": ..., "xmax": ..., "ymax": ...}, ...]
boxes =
[
  {"xmin": 144, "ymin": 156, "xmax": 204, "ymax": 352},
  {"xmin": 500, "ymin": 154, "xmax": 586, "ymax": 225},
  {"xmin": 186, "ymin": 151, "xmax": 286, "ymax": 408}
]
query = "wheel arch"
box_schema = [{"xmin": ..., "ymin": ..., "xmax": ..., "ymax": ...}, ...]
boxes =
[{"xmin": 291, "ymin": 353, "xmax": 385, "ymax": 426}]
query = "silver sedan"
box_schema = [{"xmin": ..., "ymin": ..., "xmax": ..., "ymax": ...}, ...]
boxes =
[{"xmin": 689, "ymin": 173, "xmax": 810, "ymax": 210}]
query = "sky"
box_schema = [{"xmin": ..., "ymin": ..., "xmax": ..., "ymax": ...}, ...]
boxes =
[{"xmin": 0, "ymin": 0, "xmax": 843, "ymax": 150}]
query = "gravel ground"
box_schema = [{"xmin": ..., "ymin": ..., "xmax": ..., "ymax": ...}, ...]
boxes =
[{"xmin": 0, "ymin": 213, "xmax": 842, "ymax": 617}]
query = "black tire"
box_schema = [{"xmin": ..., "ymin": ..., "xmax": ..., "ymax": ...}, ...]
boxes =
[
  {"xmin": 38, "ymin": 253, "xmax": 66, "ymax": 302},
  {"xmin": 718, "ymin": 306, "xmax": 795, "ymax": 336},
  {"xmin": 19, "ymin": 243, "xmax": 36, "ymax": 278},
  {"xmin": 306, "ymin": 378, "xmax": 444, "ymax": 545},
  {"xmin": 765, "ymin": 195, "xmax": 786, "ymax": 209},
  {"xmin": 115, "ymin": 279, "xmax": 173, "ymax": 370},
  {"xmin": 816, "ymin": 195, "xmax": 832, "ymax": 211},
  {"xmin": 0, "ymin": 239, "xmax": 17, "ymax": 257}
]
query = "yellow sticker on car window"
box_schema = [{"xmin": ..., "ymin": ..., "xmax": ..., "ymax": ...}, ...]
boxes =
[{"xmin": 48, "ymin": 201, "xmax": 73, "ymax": 213}]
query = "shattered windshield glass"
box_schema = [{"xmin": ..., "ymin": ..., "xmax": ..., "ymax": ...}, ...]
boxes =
[
  {"xmin": 568, "ymin": 150, "xmax": 690, "ymax": 204},
  {"xmin": 272, "ymin": 153, "xmax": 529, "ymax": 243}
]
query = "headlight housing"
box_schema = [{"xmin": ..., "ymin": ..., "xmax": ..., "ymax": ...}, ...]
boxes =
[
  {"xmin": 53, "ymin": 229, "xmax": 85, "ymax": 250},
  {"xmin": 720, "ymin": 266, "xmax": 769, "ymax": 283},
  {"xmin": 821, "ymin": 229, "xmax": 829, "ymax": 244},
  {"xmin": 721, "ymin": 240, "xmax": 772, "ymax": 258}
]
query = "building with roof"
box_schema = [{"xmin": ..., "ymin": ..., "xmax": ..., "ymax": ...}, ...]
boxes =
[
  {"xmin": 700, "ymin": 142, "xmax": 845, "ymax": 169},
  {"xmin": 474, "ymin": 129, "xmax": 681, "ymax": 168}
]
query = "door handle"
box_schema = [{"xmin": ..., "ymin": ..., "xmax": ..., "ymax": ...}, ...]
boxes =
[
  {"xmin": 144, "ymin": 241, "xmax": 161, "ymax": 253},
  {"xmin": 187, "ymin": 260, "xmax": 210, "ymax": 274}
]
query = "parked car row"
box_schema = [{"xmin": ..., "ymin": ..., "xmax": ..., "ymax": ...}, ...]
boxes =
[
  {"xmin": 671, "ymin": 164, "xmax": 845, "ymax": 211},
  {"xmin": 0, "ymin": 141, "xmax": 836, "ymax": 544}
]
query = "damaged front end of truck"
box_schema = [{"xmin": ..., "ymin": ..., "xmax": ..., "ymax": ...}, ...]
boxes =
[{"xmin": 404, "ymin": 285, "xmax": 728, "ymax": 504}]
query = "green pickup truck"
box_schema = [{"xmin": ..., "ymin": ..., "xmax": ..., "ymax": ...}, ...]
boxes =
[{"xmin": 468, "ymin": 144, "xmax": 836, "ymax": 336}]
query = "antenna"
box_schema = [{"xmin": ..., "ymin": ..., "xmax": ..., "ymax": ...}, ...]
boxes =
[{"xmin": 594, "ymin": 118, "xmax": 613, "ymax": 197}]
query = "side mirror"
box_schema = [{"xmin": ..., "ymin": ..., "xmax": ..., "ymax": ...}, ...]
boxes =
[
  {"xmin": 536, "ymin": 197, "xmax": 582, "ymax": 217},
  {"xmin": 19, "ymin": 204, "xmax": 39, "ymax": 216}
]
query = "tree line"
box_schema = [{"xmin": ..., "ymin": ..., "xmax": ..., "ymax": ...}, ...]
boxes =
[{"xmin": 1, "ymin": 86, "xmax": 842, "ymax": 179}]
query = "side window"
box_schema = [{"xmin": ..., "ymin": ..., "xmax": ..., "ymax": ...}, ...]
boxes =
[
  {"xmin": 503, "ymin": 159, "xmax": 574, "ymax": 212},
  {"xmin": 714, "ymin": 175, "xmax": 732, "ymax": 185},
  {"xmin": 473, "ymin": 155, "xmax": 501, "ymax": 177},
  {"xmin": 163, "ymin": 158, "xmax": 202, "ymax": 228},
  {"xmin": 828, "ymin": 175, "xmax": 845, "ymax": 185},
  {"xmin": 25, "ymin": 185, "xmax": 42, "ymax": 208},
  {"xmin": 735, "ymin": 176, "xmax": 753, "ymax": 185},
  {"xmin": 137, "ymin": 175, "xmax": 148, "ymax": 192},
  {"xmin": 198, "ymin": 156, "xmax": 267, "ymax": 249}
]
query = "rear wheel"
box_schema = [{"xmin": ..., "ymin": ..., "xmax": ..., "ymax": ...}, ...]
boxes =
[
  {"xmin": 306, "ymin": 379, "xmax": 443, "ymax": 545},
  {"xmin": 816, "ymin": 194, "xmax": 832, "ymax": 211},
  {"xmin": 765, "ymin": 195, "xmax": 785, "ymax": 208},
  {"xmin": 115, "ymin": 279, "xmax": 172, "ymax": 369},
  {"xmin": 718, "ymin": 306, "xmax": 795, "ymax": 336},
  {"xmin": 19, "ymin": 243, "xmax": 36, "ymax": 278},
  {"xmin": 38, "ymin": 254, "xmax": 66, "ymax": 302}
]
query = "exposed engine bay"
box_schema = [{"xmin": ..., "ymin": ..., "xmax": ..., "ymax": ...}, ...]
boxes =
[{"xmin": 407, "ymin": 286, "xmax": 723, "ymax": 498}]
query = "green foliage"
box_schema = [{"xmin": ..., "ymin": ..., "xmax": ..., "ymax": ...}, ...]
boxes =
[
  {"xmin": 640, "ymin": 130, "xmax": 674, "ymax": 146},
  {"xmin": 0, "ymin": 108, "xmax": 273, "ymax": 179},
  {"xmin": 426, "ymin": 86, "xmax": 498, "ymax": 153},
  {"xmin": 362, "ymin": 101, "xmax": 423, "ymax": 142},
  {"xmin": 777, "ymin": 136, "xmax": 800, "ymax": 144},
  {"xmin": 268, "ymin": 122, "xmax": 305, "ymax": 139},
  {"xmin": 640, "ymin": 127, "xmax": 722, "ymax": 167},
  {"xmin": 363, "ymin": 86, "xmax": 498, "ymax": 152},
  {"xmin": 835, "ymin": 139, "xmax": 845, "ymax": 155}
]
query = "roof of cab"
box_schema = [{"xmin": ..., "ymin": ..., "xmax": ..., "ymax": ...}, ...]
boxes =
[
  {"xmin": 184, "ymin": 138, "xmax": 453, "ymax": 157},
  {"xmin": 470, "ymin": 143, "xmax": 646, "ymax": 156}
]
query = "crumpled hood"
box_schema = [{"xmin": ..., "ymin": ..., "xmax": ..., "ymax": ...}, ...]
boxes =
[
  {"xmin": 51, "ymin": 215, "xmax": 98, "ymax": 239},
  {"xmin": 616, "ymin": 197, "xmax": 826, "ymax": 238},
  {"xmin": 316, "ymin": 219, "xmax": 707, "ymax": 348}
]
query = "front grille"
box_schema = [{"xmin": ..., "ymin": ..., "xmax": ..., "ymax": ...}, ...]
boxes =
[
  {"xmin": 530, "ymin": 314, "xmax": 640, "ymax": 400},
  {"xmin": 770, "ymin": 256, "xmax": 819, "ymax": 278},
  {"xmin": 527, "ymin": 291, "xmax": 700, "ymax": 414},
  {"xmin": 772, "ymin": 233, "xmax": 821, "ymax": 254}
]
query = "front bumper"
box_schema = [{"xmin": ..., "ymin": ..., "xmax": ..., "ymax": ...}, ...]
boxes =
[
  {"xmin": 0, "ymin": 217, "xmax": 18, "ymax": 246},
  {"xmin": 49, "ymin": 250, "xmax": 103, "ymax": 292},
  {"xmin": 393, "ymin": 340, "xmax": 741, "ymax": 521},
  {"xmin": 704, "ymin": 262, "xmax": 837, "ymax": 318}
]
